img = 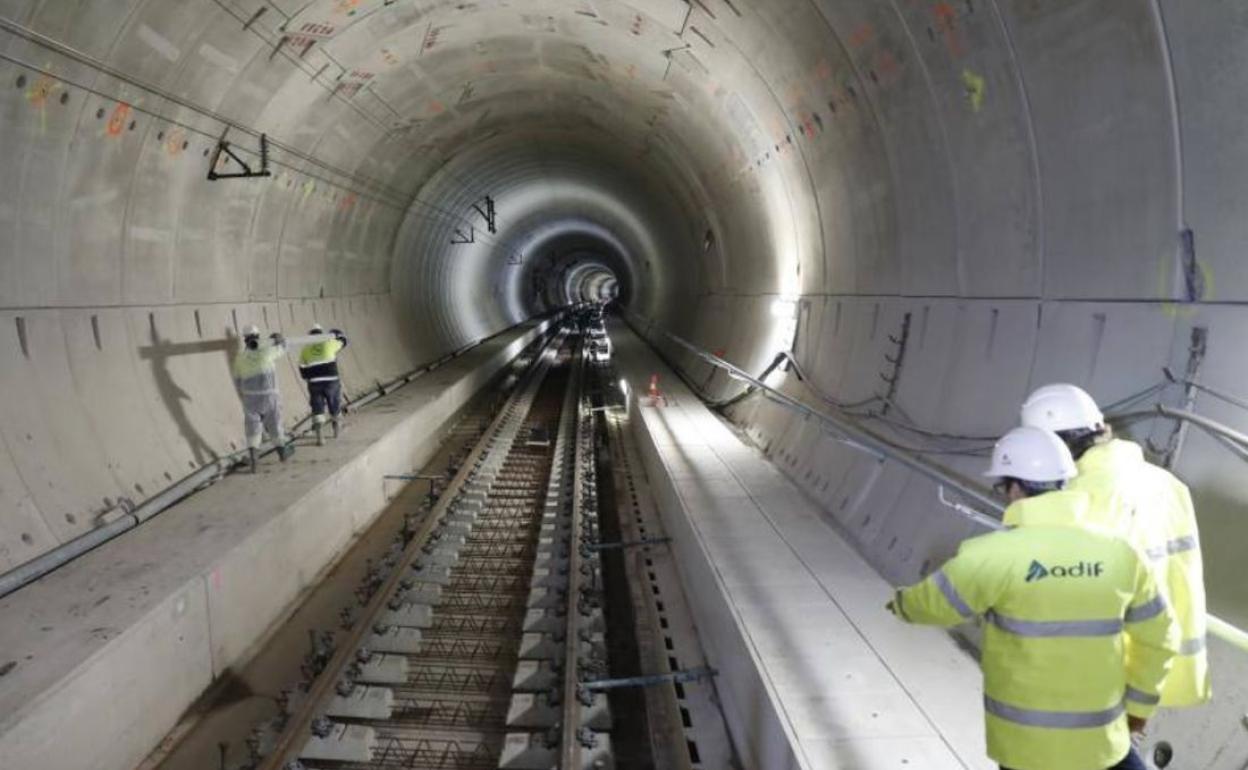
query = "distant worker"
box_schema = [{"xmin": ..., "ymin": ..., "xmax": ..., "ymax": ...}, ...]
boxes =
[
  {"xmin": 889, "ymin": 427, "xmax": 1178, "ymax": 770},
  {"xmin": 1020, "ymin": 383, "xmax": 1210, "ymax": 707},
  {"xmin": 232, "ymin": 325, "xmax": 294, "ymax": 472},
  {"xmin": 299, "ymin": 323, "xmax": 348, "ymax": 446}
]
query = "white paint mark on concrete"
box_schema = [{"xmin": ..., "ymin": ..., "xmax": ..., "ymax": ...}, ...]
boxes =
[
  {"xmin": 197, "ymin": 43, "xmax": 240, "ymax": 73},
  {"xmin": 238, "ymin": 82, "xmax": 270, "ymax": 103},
  {"xmin": 129, "ymin": 226, "xmax": 171, "ymax": 243},
  {"xmin": 137, "ymin": 24, "xmax": 181, "ymax": 62},
  {"xmin": 70, "ymin": 188, "xmax": 120, "ymax": 208}
]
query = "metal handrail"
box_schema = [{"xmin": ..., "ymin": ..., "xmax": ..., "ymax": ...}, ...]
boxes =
[{"xmin": 624, "ymin": 312, "xmax": 1248, "ymax": 655}]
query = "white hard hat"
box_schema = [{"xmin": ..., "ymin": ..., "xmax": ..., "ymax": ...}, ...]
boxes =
[
  {"xmin": 242, "ymin": 324, "xmax": 261, "ymax": 337},
  {"xmin": 1020, "ymin": 383, "xmax": 1105, "ymax": 432},
  {"xmin": 984, "ymin": 426, "xmax": 1077, "ymax": 482},
  {"xmin": 310, "ymin": 322, "xmax": 324, "ymax": 333}
]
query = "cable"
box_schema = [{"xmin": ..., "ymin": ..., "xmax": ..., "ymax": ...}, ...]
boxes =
[{"xmin": 0, "ymin": 14, "xmax": 519, "ymax": 249}]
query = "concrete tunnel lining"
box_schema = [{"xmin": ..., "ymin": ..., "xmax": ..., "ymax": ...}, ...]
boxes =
[{"xmin": 1, "ymin": 0, "xmax": 1248, "ymax": 767}]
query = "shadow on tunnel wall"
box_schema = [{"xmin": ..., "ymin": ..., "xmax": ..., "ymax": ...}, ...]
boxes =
[{"xmin": 138, "ymin": 323, "xmax": 237, "ymax": 465}]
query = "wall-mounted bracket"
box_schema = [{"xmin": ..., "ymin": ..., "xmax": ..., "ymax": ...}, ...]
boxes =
[
  {"xmin": 471, "ymin": 195, "xmax": 497, "ymax": 234},
  {"xmin": 207, "ymin": 133, "xmax": 272, "ymax": 181},
  {"xmin": 450, "ymin": 226, "xmax": 475, "ymax": 244}
]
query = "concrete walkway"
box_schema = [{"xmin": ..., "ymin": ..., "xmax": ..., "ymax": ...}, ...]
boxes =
[
  {"xmin": 611, "ymin": 320, "xmax": 993, "ymax": 770},
  {"xmin": 0, "ymin": 320, "xmax": 550, "ymax": 770}
]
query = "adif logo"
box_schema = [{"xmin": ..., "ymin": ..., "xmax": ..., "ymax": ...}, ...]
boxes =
[{"xmin": 1025, "ymin": 559, "xmax": 1104, "ymax": 582}]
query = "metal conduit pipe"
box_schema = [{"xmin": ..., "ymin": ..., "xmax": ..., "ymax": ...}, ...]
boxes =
[
  {"xmin": 625, "ymin": 313, "xmax": 1248, "ymax": 655},
  {"xmin": 623, "ymin": 312, "xmax": 1003, "ymax": 519},
  {"xmin": 0, "ymin": 314, "xmax": 563, "ymax": 600}
]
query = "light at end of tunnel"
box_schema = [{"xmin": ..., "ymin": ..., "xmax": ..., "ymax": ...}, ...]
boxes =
[{"xmin": 770, "ymin": 297, "xmax": 798, "ymax": 319}]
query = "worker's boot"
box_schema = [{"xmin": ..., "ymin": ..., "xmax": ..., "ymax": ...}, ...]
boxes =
[
  {"xmin": 331, "ymin": 419, "xmax": 340, "ymax": 439},
  {"xmin": 248, "ymin": 447, "xmax": 258, "ymax": 474},
  {"xmin": 315, "ymin": 423, "xmax": 325, "ymax": 447},
  {"xmin": 277, "ymin": 443, "xmax": 295, "ymax": 462}
]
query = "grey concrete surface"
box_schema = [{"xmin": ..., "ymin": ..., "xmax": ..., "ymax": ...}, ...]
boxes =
[
  {"xmin": 0, "ymin": 0, "xmax": 1246, "ymax": 767},
  {"xmin": 0, "ymin": 320, "xmax": 545, "ymax": 770},
  {"xmin": 614, "ymin": 320, "xmax": 991, "ymax": 770}
]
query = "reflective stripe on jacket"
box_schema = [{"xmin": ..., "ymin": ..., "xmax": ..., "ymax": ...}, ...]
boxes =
[
  {"xmin": 299, "ymin": 338, "xmax": 345, "ymax": 382},
  {"xmin": 1017, "ymin": 439, "xmax": 1210, "ymax": 707},
  {"xmin": 232, "ymin": 343, "xmax": 285, "ymax": 395},
  {"xmin": 895, "ymin": 490, "xmax": 1180, "ymax": 770}
]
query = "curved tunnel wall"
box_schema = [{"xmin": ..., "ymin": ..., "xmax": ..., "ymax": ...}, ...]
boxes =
[{"xmin": 1, "ymin": 0, "xmax": 1248, "ymax": 762}]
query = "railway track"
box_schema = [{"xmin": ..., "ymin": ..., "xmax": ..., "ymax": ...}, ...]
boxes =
[{"xmin": 248, "ymin": 326, "xmax": 612, "ymax": 770}]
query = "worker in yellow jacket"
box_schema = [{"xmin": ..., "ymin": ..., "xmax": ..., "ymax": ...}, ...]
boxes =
[
  {"xmin": 889, "ymin": 427, "xmax": 1179, "ymax": 770},
  {"xmin": 232, "ymin": 324, "xmax": 295, "ymax": 472},
  {"xmin": 298, "ymin": 323, "xmax": 349, "ymax": 446},
  {"xmin": 1020, "ymin": 383, "xmax": 1210, "ymax": 707}
]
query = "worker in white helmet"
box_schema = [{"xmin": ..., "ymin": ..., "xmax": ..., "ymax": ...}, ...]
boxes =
[
  {"xmin": 298, "ymin": 322, "xmax": 348, "ymax": 446},
  {"xmin": 1019, "ymin": 383, "xmax": 1209, "ymax": 710},
  {"xmin": 890, "ymin": 427, "xmax": 1178, "ymax": 770},
  {"xmin": 232, "ymin": 324, "xmax": 294, "ymax": 471}
]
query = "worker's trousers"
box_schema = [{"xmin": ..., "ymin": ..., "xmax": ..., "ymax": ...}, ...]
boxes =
[
  {"xmin": 1001, "ymin": 746, "xmax": 1146, "ymax": 770},
  {"xmin": 241, "ymin": 391, "xmax": 285, "ymax": 449},
  {"xmin": 308, "ymin": 379, "xmax": 342, "ymax": 423}
]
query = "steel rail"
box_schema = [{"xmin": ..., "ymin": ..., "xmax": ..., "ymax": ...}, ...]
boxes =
[
  {"xmin": 0, "ymin": 316, "xmax": 558, "ymax": 600},
  {"xmin": 559, "ymin": 337, "xmax": 590, "ymax": 770},
  {"xmin": 255, "ymin": 331, "xmax": 566, "ymax": 770}
]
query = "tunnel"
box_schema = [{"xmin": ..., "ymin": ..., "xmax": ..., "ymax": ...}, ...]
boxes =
[{"xmin": 1, "ymin": 1, "xmax": 1246, "ymax": 768}]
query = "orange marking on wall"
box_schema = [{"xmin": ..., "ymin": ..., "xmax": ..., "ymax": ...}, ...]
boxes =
[
  {"xmin": 106, "ymin": 103, "xmax": 131, "ymax": 137},
  {"xmin": 165, "ymin": 128, "xmax": 186, "ymax": 156},
  {"xmin": 26, "ymin": 76, "xmax": 57, "ymax": 107},
  {"xmin": 26, "ymin": 76, "xmax": 58, "ymax": 135},
  {"xmin": 932, "ymin": 2, "xmax": 965, "ymax": 59},
  {"xmin": 848, "ymin": 23, "xmax": 873, "ymax": 49},
  {"xmin": 875, "ymin": 49, "xmax": 900, "ymax": 81}
]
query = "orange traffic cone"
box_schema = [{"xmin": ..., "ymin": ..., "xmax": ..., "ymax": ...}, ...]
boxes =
[{"xmin": 646, "ymin": 374, "xmax": 665, "ymax": 406}]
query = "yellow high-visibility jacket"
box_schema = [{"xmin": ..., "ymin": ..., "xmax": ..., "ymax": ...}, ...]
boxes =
[
  {"xmin": 232, "ymin": 342, "xmax": 286, "ymax": 396},
  {"xmin": 894, "ymin": 490, "xmax": 1180, "ymax": 770},
  {"xmin": 1010, "ymin": 439, "xmax": 1210, "ymax": 707}
]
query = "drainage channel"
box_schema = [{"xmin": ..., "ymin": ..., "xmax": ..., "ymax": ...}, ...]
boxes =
[{"xmin": 243, "ymin": 325, "xmax": 613, "ymax": 770}]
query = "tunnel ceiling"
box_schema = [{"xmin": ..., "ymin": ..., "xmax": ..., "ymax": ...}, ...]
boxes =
[{"xmin": 8, "ymin": 0, "xmax": 1248, "ymax": 653}]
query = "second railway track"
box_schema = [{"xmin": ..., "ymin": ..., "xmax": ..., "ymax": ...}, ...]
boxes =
[{"xmin": 253, "ymin": 325, "xmax": 613, "ymax": 770}]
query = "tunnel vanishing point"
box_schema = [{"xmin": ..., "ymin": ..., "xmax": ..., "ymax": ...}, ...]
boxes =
[{"xmin": 1, "ymin": 1, "xmax": 1247, "ymax": 769}]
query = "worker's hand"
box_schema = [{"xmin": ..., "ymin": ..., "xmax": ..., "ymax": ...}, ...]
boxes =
[{"xmin": 1127, "ymin": 714, "xmax": 1147, "ymax": 734}]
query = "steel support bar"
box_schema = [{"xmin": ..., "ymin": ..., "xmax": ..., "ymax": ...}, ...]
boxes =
[
  {"xmin": 383, "ymin": 474, "xmax": 444, "ymax": 481},
  {"xmin": 586, "ymin": 537, "xmax": 671, "ymax": 552},
  {"xmin": 581, "ymin": 666, "xmax": 717, "ymax": 692}
]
